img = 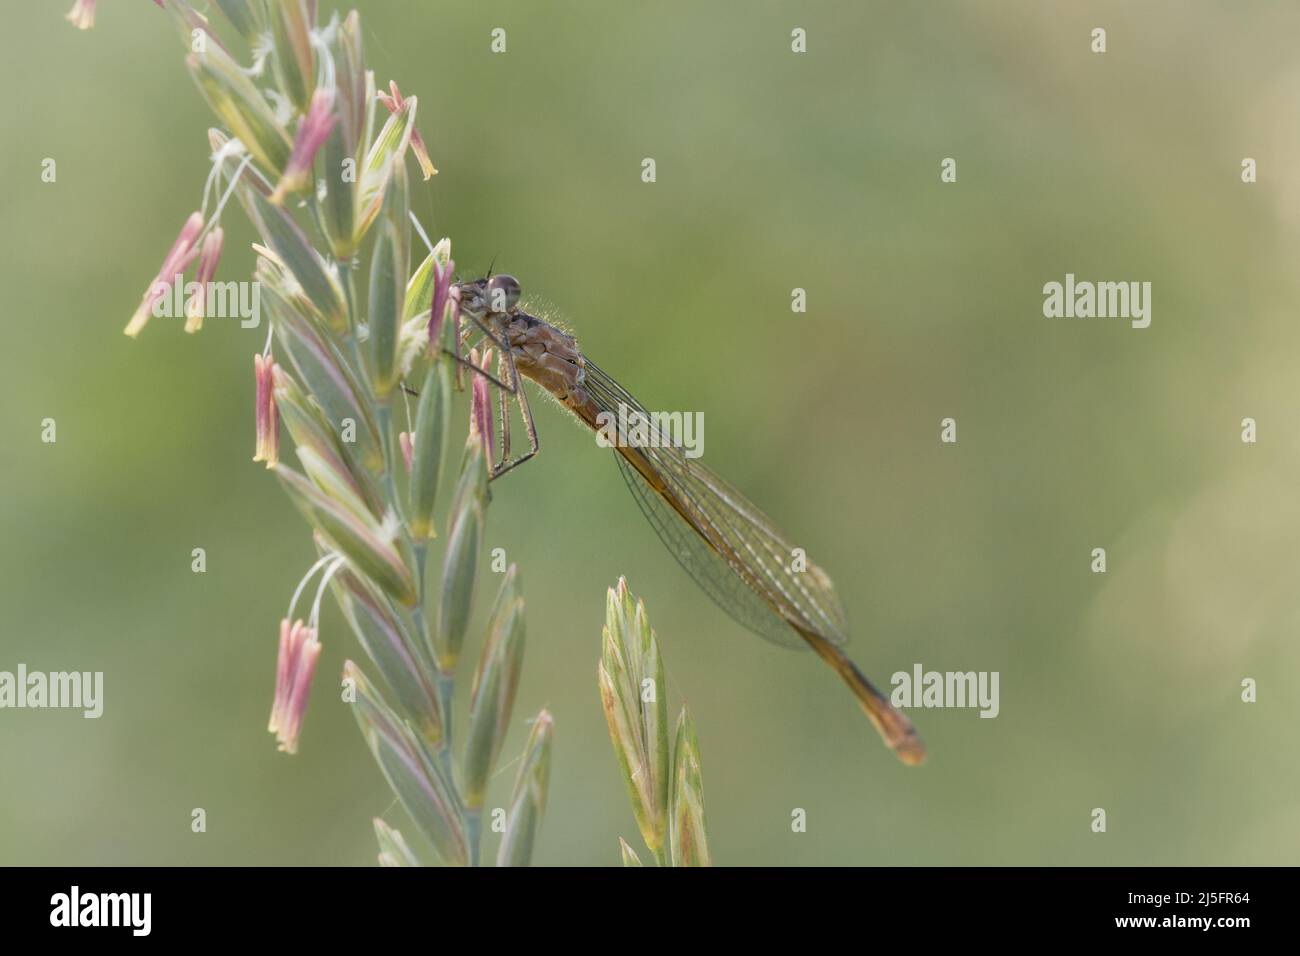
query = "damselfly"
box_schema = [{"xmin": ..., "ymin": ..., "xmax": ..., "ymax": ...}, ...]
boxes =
[{"xmin": 444, "ymin": 274, "xmax": 925, "ymax": 765}]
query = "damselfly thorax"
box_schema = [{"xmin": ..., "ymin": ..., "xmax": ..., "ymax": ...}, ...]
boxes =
[
  {"xmin": 455, "ymin": 274, "xmax": 594, "ymax": 408},
  {"xmin": 445, "ymin": 274, "xmax": 925, "ymax": 766}
]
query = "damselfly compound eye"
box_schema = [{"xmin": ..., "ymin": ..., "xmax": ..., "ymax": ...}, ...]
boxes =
[{"xmin": 486, "ymin": 274, "xmax": 521, "ymax": 313}]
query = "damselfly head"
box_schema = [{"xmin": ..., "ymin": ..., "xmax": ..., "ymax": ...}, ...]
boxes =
[
  {"xmin": 485, "ymin": 274, "xmax": 521, "ymax": 314},
  {"xmin": 452, "ymin": 278, "xmax": 487, "ymax": 317}
]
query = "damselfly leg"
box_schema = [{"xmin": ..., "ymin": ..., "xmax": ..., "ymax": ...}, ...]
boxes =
[
  {"xmin": 489, "ymin": 343, "xmax": 540, "ymax": 481},
  {"xmin": 437, "ymin": 300, "xmax": 543, "ymax": 482}
]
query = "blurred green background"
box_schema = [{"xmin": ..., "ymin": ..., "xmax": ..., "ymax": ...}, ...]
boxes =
[{"xmin": 2, "ymin": 0, "xmax": 1299, "ymax": 865}]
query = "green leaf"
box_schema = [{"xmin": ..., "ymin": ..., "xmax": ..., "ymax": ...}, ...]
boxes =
[
  {"xmin": 496, "ymin": 710, "xmax": 553, "ymax": 867},
  {"xmin": 448, "ymin": 436, "xmax": 489, "ymax": 522},
  {"xmin": 273, "ymin": 367, "xmax": 385, "ymax": 516},
  {"xmin": 408, "ymin": 359, "xmax": 451, "ymax": 539},
  {"xmin": 434, "ymin": 439, "xmax": 489, "ymax": 667},
  {"xmin": 618, "ymin": 838, "xmax": 643, "ymax": 867},
  {"xmin": 347, "ymin": 663, "xmax": 467, "ymax": 865},
  {"xmin": 463, "ymin": 567, "xmax": 525, "ymax": 809},
  {"xmin": 405, "ymin": 238, "xmax": 452, "ymax": 324},
  {"xmin": 668, "ymin": 707, "xmax": 711, "ymax": 867},
  {"xmin": 355, "ymin": 97, "xmax": 416, "ymax": 244},
  {"xmin": 186, "ymin": 45, "xmax": 291, "ymax": 177},
  {"xmin": 373, "ymin": 818, "xmax": 421, "ymax": 867},
  {"xmin": 404, "ymin": 253, "xmax": 435, "ymax": 324},
  {"xmin": 335, "ymin": 12, "xmax": 368, "ymax": 157},
  {"xmin": 380, "ymin": 147, "xmax": 411, "ymax": 273},
  {"xmin": 268, "ymin": 285, "xmax": 382, "ymax": 471},
  {"xmin": 319, "ymin": 120, "xmax": 358, "ymax": 261},
  {"xmin": 212, "ymin": 0, "xmax": 267, "ymax": 42},
  {"xmin": 435, "ymin": 498, "xmax": 483, "ymax": 670},
  {"xmin": 367, "ymin": 220, "xmax": 405, "ymax": 400},
  {"xmin": 269, "ymin": 0, "xmax": 315, "ymax": 112},
  {"xmin": 276, "ymin": 464, "xmax": 417, "ymax": 607},
  {"xmin": 331, "ymin": 564, "xmax": 444, "ymax": 745},
  {"xmin": 248, "ymin": 190, "xmax": 348, "ymax": 333}
]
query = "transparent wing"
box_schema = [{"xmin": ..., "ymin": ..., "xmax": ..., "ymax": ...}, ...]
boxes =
[
  {"xmin": 613, "ymin": 451, "xmax": 806, "ymax": 649},
  {"xmin": 585, "ymin": 360, "xmax": 850, "ymax": 650}
]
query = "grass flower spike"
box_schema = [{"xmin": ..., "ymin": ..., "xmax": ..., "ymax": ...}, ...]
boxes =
[
  {"xmin": 600, "ymin": 578, "xmax": 712, "ymax": 866},
  {"xmin": 495, "ymin": 710, "xmax": 554, "ymax": 867},
  {"xmin": 105, "ymin": 0, "xmax": 561, "ymax": 866},
  {"xmin": 598, "ymin": 578, "xmax": 670, "ymax": 862}
]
